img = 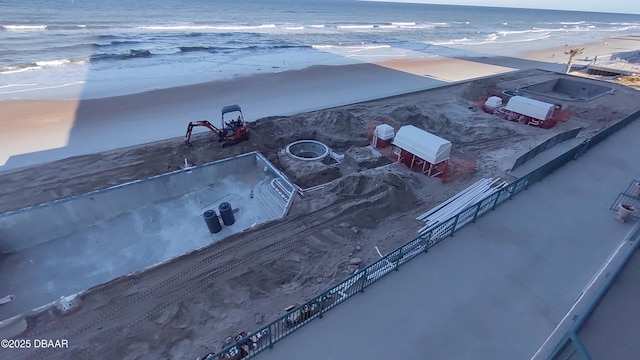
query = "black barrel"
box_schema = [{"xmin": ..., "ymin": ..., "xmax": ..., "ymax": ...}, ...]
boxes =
[
  {"xmin": 203, "ymin": 210, "xmax": 222, "ymax": 234},
  {"xmin": 219, "ymin": 202, "xmax": 235, "ymax": 226}
]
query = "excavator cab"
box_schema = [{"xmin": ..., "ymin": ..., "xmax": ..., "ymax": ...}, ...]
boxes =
[
  {"xmin": 221, "ymin": 104, "xmax": 245, "ymax": 135},
  {"xmin": 185, "ymin": 104, "xmax": 249, "ymax": 147}
]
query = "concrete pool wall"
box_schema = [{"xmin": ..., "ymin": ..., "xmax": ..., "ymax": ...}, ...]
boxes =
[
  {"xmin": 0, "ymin": 151, "xmax": 295, "ymax": 320},
  {"xmin": 522, "ymin": 78, "xmax": 613, "ymax": 101},
  {"xmin": 0, "ymin": 152, "xmax": 294, "ymax": 253}
]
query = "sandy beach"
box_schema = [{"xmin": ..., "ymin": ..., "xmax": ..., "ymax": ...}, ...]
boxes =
[
  {"xmin": 519, "ymin": 35, "xmax": 640, "ymax": 65},
  {"xmin": 0, "ymin": 63, "xmax": 445, "ymax": 171},
  {"xmin": 1, "ymin": 35, "xmax": 639, "ymax": 173}
]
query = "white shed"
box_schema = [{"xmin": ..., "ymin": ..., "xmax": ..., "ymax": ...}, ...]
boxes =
[
  {"xmin": 484, "ymin": 96, "xmax": 503, "ymax": 109},
  {"xmin": 504, "ymin": 96, "xmax": 554, "ymax": 121},
  {"xmin": 374, "ymin": 124, "xmax": 395, "ymax": 140},
  {"xmin": 392, "ymin": 125, "xmax": 452, "ymax": 164}
]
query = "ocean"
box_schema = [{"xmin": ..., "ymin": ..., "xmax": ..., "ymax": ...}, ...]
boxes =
[{"xmin": 1, "ymin": 0, "xmax": 639, "ymax": 100}]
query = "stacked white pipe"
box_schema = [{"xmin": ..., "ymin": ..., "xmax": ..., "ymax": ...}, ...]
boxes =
[{"xmin": 417, "ymin": 178, "xmax": 507, "ymax": 234}]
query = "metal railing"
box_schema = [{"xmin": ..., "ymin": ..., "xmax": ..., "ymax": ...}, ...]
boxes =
[
  {"xmin": 546, "ymin": 223, "xmax": 640, "ymax": 360},
  {"xmin": 201, "ymin": 110, "xmax": 640, "ymax": 360}
]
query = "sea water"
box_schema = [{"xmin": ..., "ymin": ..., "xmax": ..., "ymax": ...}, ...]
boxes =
[{"xmin": 1, "ymin": 0, "xmax": 639, "ymax": 100}]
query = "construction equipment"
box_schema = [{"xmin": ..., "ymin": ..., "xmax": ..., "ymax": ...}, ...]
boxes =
[{"xmin": 185, "ymin": 104, "xmax": 249, "ymax": 147}]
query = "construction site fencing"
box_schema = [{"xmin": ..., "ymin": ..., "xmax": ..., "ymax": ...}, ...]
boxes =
[{"xmin": 203, "ymin": 109, "xmax": 640, "ymax": 360}]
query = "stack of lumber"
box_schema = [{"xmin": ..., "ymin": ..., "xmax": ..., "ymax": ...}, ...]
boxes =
[{"xmin": 417, "ymin": 178, "xmax": 507, "ymax": 234}]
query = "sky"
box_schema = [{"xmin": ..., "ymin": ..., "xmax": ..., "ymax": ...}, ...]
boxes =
[{"xmin": 363, "ymin": 0, "xmax": 640, "ymax": 15}]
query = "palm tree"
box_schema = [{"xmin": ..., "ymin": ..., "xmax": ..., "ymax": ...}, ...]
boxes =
[{"xmin": 564, "ymin": 47, "xmax": 585, "ymax": 73}]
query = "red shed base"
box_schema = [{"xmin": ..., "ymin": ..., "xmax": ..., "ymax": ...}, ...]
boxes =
[{"xmin": 394, "ymin": 148, "xmax": 449, "ymax": 182}]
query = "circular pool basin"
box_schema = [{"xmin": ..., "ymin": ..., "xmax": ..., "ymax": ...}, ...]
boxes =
[{"xmin": 286, "ymin": 140, "xmax": 330, "ymax": 161}]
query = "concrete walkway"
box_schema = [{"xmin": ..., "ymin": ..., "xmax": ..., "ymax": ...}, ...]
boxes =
[{"xmin": 256, "ymin": 116, "xmax": 640, "ymax": 359}]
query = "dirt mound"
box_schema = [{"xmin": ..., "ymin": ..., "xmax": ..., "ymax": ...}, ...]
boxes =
[
  {"xmin": 460, "ymin": 80, "xmax": 503, "ymax": 101},
  {"xmin": 337, "ymin": 169, "xmax": 421, "ymax": 229},
  {"xmin": 310, "ymin": 109, "xmax": 368, "ymax": 149},
  {"xmin": 294, "ymin": 165, "xmax": 342, "ymax": 189},
  {"xmin": 344, "ymin": 146, "xmax": 389, "ymax": 171},
  {"xmin": 250, "ymin": 116, "xmax": 315, "ymax": 150},
  {"xmin": 250, "ymin": 110, "xmax": 369, "ymax": 152},
  {"xmin": 311, "ymin": 109, "xmax": 360, "ymax": 133},
  {"xmin": 387, "ymin": 106, "xmax": 516, "ymax": 145},
  {"xmin": 324, "ymin": 167, "xmax": 417, "ymax": 206}
]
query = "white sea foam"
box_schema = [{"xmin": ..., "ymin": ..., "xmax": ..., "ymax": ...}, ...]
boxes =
[
  {"xmin": 390, "ymin": 22, "xmax": 416, "ymax": 26},
  {"xmin": 1, "ymin": 58, "xmax": 87, "ymax": 74},
  {"xmin": 507, "ymin": 33, "xmax": 552, "ymax": 43},
  {"xmin": 3, "ymin": 25, "xmax": 47, "ymax": 31},
  {"xmin": 0, "ymin": 66, "xmax": 33, "ymax": 74},
  {"xmin": 138, "ymin": 24, "xmax": 277, "ymax": 31},
  {"xmin": 0, "ymin": 81, "xmax": 85, "ymax": 96},
  {"xmin": 36, "ymin": 59, "xmax": 72, "ymax": 67},
  {"xmin": 498, "ymin": 28, "xmax": 554, "ymax": 36},
  {"xmin": 431, "ymin": 37, "xmax": 470, "ymax": 46},
  {"xmin": 0, "ymin": 83, "xmax": 36, "ymax": 89},
  {"xmin": 412, "ymin": 23, "xmax": 437, "ymax": 29},
  {"xmin": 312, "ymin": 44, "xmax": 391, "ymax": 50},
  {"xmin": 336, "ymin": 24, "xmax": 375, "ymax": 29}
]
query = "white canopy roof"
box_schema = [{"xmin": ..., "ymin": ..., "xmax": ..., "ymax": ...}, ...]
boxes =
[
  {"xmin": 392, "ymin": 125, "xmax": 451, "ymax": 164},
  {"xmin": 504, "ymin": 96, "xmax": 554, "ymax": 120}
]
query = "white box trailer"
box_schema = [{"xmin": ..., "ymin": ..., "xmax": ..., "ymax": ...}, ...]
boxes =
[{"xmin": 504, "ymin": 96, "xmax": 554, "ymax": 121}]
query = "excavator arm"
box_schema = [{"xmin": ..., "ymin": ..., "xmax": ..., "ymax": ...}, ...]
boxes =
[{"xmin": 185, "ymin": 120, "xmax": 221, "ymax": 144}]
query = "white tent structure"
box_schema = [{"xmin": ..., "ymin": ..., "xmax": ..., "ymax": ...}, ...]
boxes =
[
  {"xmin": 392, "ymin": 125, "xmax": 452, "ymax": 177},
  {"xmin": 504, "ymin": 96, "xmax": 554, "ymax": 121}
]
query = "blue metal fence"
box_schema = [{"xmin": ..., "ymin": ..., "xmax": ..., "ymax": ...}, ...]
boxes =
[{"xmin": 201, "ymin": 110, "xmax": 640, "ymax": 360}]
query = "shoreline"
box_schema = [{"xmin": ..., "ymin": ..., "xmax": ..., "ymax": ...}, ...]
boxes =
[
  {"xmin": 3, "ymin": 35, "xmax": 639, "ymax": 103},
  {"xmin": 1, "ymin": 36, "xmax": 639, "ymax": 172}
]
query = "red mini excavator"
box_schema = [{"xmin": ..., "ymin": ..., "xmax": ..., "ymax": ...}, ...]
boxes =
[{"xmin": 185, "ymin": 104, "xmax": 249, "ymax": 147}]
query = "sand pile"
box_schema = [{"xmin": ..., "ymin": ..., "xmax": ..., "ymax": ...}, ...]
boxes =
[
  {"xmin": 251, "ymin": 109, "xmax": 369, "ymax": 153},
  {"xmin": 344, "ymin": 146, "xmax": 389, "ymax": 171},
  {"xmin": 387, "ymin": 105, "xmax": 518, "ymax": 146}
]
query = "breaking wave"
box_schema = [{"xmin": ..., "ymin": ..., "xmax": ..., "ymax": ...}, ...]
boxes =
[{"xmin": 0, "ymin": 58, "xmax": 88, "ymax": 74}]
